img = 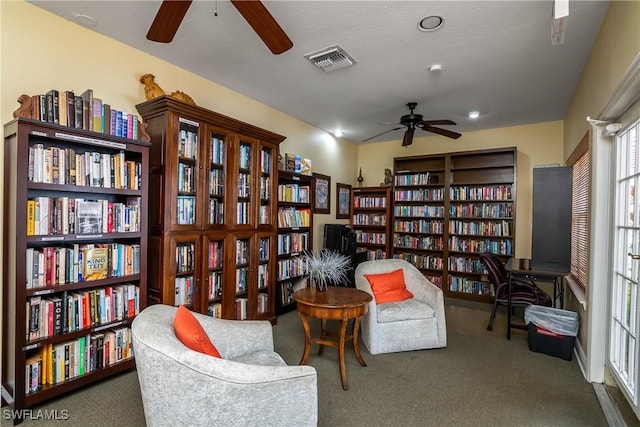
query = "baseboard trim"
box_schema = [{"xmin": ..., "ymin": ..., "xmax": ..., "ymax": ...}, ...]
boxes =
[{"xmin": 593, "ymin": 382, "xmax": 626, "ymax": 427}]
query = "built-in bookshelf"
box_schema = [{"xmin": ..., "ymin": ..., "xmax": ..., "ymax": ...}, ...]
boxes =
[
  {"xmin": 392, "ymin": 147, "xmax": 516, "ymax": 303},
  {"xmin": 136, "ymin": 96, "xmax": 283, "ymax": 321},
  {"xmin": 275, "ymin": 170, "xmax": 312, "ymax": 314},
  {"xmin": 2, "ymin": 117, "xmax": 149, "ymax": 422},
  {"xmin": 351, "ymin": 186, "xmax": 391, "ymax": 260}
]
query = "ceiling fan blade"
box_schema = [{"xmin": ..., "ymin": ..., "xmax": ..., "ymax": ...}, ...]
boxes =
[
  {"xmin": 230, "ymin": 0, "xmax": 293, "ymax": 55},
  {"xmin": 362, "ymin": 126, "xmax": 404, "ymax": 143},
  {"xmin": 421, "ymin": 125, "xmax": 462, "ymax": 140},
  {"xmin": 419, "ymin": 119, "xmax": 457, "ymax": 126},
  {"xmin": 402, "ymin": 128, "xmax": 415, "ymax": 147},
  {"xmin": 147, "ymin": 0, "xmax": 193, "ymax": 43}
]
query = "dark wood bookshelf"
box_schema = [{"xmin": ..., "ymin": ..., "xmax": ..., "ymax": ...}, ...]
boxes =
[
  {"xmin": 393, "ymin": 147, "xmax": 517, "ymax": 303},
  {"xmin": 350, "ymin": 186, "xmax": 392, "ymax": 260},
  {"xmin": 275, "ymin": 170, "xmax": 313, "ymax": 314},
  {"xmin": 136, "ymin": 96, "xmax": 284, "ymax": 322},
  {"xmin": 2, "ymin": 117, "xmax": 149, "ymax": 424}
]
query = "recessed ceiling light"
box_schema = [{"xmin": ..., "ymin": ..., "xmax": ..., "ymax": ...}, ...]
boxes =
[
  {"xmin": 334, "ymin": 130, "xmax": 343, "ymax": 137},
  {"xmin": 429, "ymin": 64, "xmax": 443, "ymax": 72},
  {"xmin": 418, "ymin": 16, "xmax": 444, "ymax": 32},
  {"xmin": 468, "ymin": 111, "xmax": 480, "ymax": 119}
]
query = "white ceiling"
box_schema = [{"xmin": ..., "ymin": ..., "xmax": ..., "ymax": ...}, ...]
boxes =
[{"xmin": 28, "ymin": 0, "xmax": 610, "ymax": 144}]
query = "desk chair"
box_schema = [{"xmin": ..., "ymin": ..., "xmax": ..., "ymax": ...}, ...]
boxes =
[{"xmin": 480, "ymin": 252, "xmax": 552, "ymax": 331}]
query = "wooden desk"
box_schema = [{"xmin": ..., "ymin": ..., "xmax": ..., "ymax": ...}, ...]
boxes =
[
  {"xmin": 504, "ymin": 258, "xmax": 569, "ymax": 340},
  {"xmin": 293, "ymin": 286, "xmax": 372, "ymax": 390}
]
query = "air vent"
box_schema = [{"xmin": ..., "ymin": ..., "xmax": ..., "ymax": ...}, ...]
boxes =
[{"xmin": 304, "ymin": 45, "xmax": 356, "ymax": 72}]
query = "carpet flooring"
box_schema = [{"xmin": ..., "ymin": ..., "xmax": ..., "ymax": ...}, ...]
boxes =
[{"xmin": 9, "ymin": 303, "xmax": 608, "ymax": 426}]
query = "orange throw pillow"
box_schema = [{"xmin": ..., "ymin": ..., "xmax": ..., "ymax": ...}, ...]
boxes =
[
  {"xmin": 364, "ymin": 268, "xmax": 414, "ymax": 304},
  {"xmin": 173, "ymin": 305, "xmax": 222, "ymax": 358}
]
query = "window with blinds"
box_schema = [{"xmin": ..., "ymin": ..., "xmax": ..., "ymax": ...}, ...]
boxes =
[{"xmin": 568, "ymin": 134, "xmax": 590, "ymax": 290}]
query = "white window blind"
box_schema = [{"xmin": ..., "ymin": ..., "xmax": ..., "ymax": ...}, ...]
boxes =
[{"xmin": 568, "ymin": 134, "xmax": 590, "ymax": 290}]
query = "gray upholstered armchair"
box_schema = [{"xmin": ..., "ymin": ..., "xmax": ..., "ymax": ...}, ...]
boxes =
[
  {"xmin": 131, "ymin": 304, "xmax": 318, "ymax": 427},
  {"xmin": 355, "ymin": 259, "xmax": 447, "ymax": 354}
]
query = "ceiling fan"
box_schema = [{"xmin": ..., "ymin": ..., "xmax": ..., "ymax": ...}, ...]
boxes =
[
  {"xmin": 146, "ymin": 0, "xmax": 293, "ymax": 55},
  {"xmin": 362, "ymin": 102, "xmax": 462, "ymax": 146}
]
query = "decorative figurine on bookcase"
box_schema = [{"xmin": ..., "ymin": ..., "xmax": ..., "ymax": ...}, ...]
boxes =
[
  {"xmin": 357, "ymin": 168, "xmax": 364, "ymax": 187},
  {"xmin": 13, "ymin": 94, "xmax": 35, "ymax": 119},
  {"xmin": 139, "ymin": 73, "xmax": 196, "ymax": 106},
  {"xmin": 380, "ymin": 168, "xmax": 393, "ymax": 186}
]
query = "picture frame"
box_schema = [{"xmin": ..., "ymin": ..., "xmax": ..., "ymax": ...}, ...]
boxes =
[
  {"xmin": 336, "ymin": 182, "xmax": 352, "ymax": 219},
  {"xmin": 312, "ymin": 172, "xmax": 331, "ymax": 214}
]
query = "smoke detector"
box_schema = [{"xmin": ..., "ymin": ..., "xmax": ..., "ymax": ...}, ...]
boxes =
[{"xmin": 304, "ymin": 45, "xmax": 356, "ymax": 72}]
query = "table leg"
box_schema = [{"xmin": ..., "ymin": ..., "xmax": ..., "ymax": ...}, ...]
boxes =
[
  {"xmin": 318, "ymin": 318, "xmax": 327, "ymax": 356},
  {"xmin": 297, "ymin": 312, "xmax": 311, "ymax": 365},
  {"xmin": 352, "ymin": 317, "xmax": 367, "ymax": 367},
  {"xmin": 507, "ymin": 274, "xmax": 513, "ymax": 340},
  {"xmin": 338, "ymin": 317, "xmax": 349, "ymax": 390}
]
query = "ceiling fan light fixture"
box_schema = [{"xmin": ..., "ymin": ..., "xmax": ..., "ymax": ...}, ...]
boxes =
[
  {"xmin": 418, "ymin": 15, "xmax": 444, "ymax": 32},
  {"xmin": 468, "ymin": 111, "xmax": 480, "ymax": 119}
]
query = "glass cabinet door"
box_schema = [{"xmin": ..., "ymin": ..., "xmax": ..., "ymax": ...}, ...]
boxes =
[
  {"xmin": 234, "ymin": 235, "xmax": 251, "ymax": 319},
  {"xmin": 173, "ymin": 236, "xmax": 199, "ymax": 308},
  {"xmin": 259, "ymin": 145, "xmax": 273, "ymax": 225},
  {"xmin": 257, "ymin": 235, "xmax": 272, "ymax": 316},
  {"xmin": 176, "ymin": 118, "xmax": 199, "ymax": 226},
  {"xmin": 237, "ymin": 139, "xmax": 253, "ymax": 226},
  {"xmin": 208, "ymin": 131, "xmax": 226, "ymax": 226},
  {"xmin": 205, "ymin": 235, "xmax": 224, "ymax": 317}
]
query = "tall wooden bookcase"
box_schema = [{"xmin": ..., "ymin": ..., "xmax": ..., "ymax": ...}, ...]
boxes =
[
  {"xmin": 136, "ymin": 96, "xmax": 284, "ymax": 321},
  {"xmin": 275, "ymin": 170, "xmax": 312, "ymax": 314},
  {"xmin": 351, "ymin": 186, "xmax": 392, "ymax": 260},
  {"xmin": 393, "ymin": 147, "xmax": 516, "ymax": 303},
  {"xmin": 2, "ymin": 118, "xmax": 149, "ymax": 421}
]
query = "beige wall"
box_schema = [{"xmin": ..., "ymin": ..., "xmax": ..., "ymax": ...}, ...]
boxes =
[
  {"xmin": 357, "ymin": 121, "xmax": 565, "ymax": 258},
  {"xmin": 564, "ymin": 0, "xmax": 640, "ymax": 155},
  {"xmin": 562, "ymin": 0, "xmax": 640, "ymax": 354},
  {"xmin": 0, "ymin": 1, "xmax": 359, "ymax": 252}
]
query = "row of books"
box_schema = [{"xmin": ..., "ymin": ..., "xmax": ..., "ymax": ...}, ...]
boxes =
[
  {"xmin": 353, "ymin": 196, "xmax": 387, "ymax": 208},
  {"xmin": 209, "ymin": 168, "xmax": 224, "ymax": 196},
  {"xmin": 393, "ymin": 204, "xmax": 445, "ymax": 218},
  {"xmin": 176, "ymin": 243, "xmax": 195, "ymax": 273},
  {"xmin": 357, "ymin": 248, "xmax": 387, "ymax": 261},
  {"xmin": 208, "ymin": 199, "xmax": 225, "ymax": 225},
  {"xmin": 257, "ymin": 264, "xmax": 269, "ymax": 290},
  {"xmin": 237, "ymin": 172, "xmax": 251, "ymax": 197},
  {"xmin": 260, "ymin": 176, "xmax": 271, "ymax": 200},
  {"xmin": 277, "ymin": 183, "xmax": 310, "ymax": 204},
  {"xmin": 257, "ymin": 293, "xmax": 269, "ymax": 314},
  {"xmin": 30, "ymin": 89, "xmax": 141, "ymax": 140},
  {"xmin": 394, "ymin": 172, "xmax": 431, "ymax": 186},
  {"xmin": 449, "ymin": 203, "xmax": 513, "ymax": 219},
  {"xmin": 28, "ymin": 145, "xmax": 142, "ymax": 189},
  {"xmin": 277, "ymin": 231, "xmax": 310, "ymax": 256},
  {"xmin": 210, "ymin": 135, "xmax": 225, "ymax": 164},
  {"xmin": 27, "ymin": 197, "xmax": 142, "ymax": 236},
  {"xmin": 448, "ymin": 219, "xmax": 511, "ymax": 237},
  {"xmin": 394, "ymin": 188, "xmax": 444, "ymax": 202},
  {"xmin": 277, "ymin": 258, "xmax": 305, "ymax": 281},
  {"xmin": 177, "ymin": 162, "xmax": 196, "ymax": 193},
  {"xmin": 450, "ymin": 185, "xmax": 512, "ymax": 201},
  {"xmin": 237, "ymin": 201, "xmax": 250, "ymax": 225},
  {"xmin": 393, "ymin": 234, "xmax": 444, "ymax": 251},
  {"xmin": 179, "ymin": 129, "xmax": 198, "ymax": 159},
  {"xmin": 25, "ymin": 328, "xmax": 133, "ymax": 394},
  {"xmin": 260, "ymin": 148, "xmax": 272, "ymax": 174},
  {"xmin": 27, "ymin": 285, "xmax": 139, "ymax": 340},
  {"xmin": 235, "ymin": 298, "xmax": 249, "ymax": 320},
  {"xmin": 236, "ymin": 267, "xmax": 248, "ymax": 293},
  {"xmin": 26, "ymin": 243, "xmax": 140, "ymax": 289},
  {"xmin": 393, "ymin": 252, "xmax": 443, "ymax": 270},
  {"xmin": 448, "ymin": 276, "xmax": 492, "ymax": 296},
  {"xmin": 258, "ymin": 238, "xmax": 270, "ymax": 262},
  {"xmin": 448, "ymin": 256, "xmax": 485, "ymax": 274},
  {"xmin": 277, "ymin": 207, "xmax": 311, "ymax": 228},
  {"xmin": 352, "ymin": 213, "xmax": 387, "ymax": 226},
  {"xmin": 447, "ymin": 237, "xmax": 513, "ymax": 255},
  {"xmin": 208, "ymin": 271, "xmax": 222, "ymax": 300},
  {"xmin": 393, "ymin": 219, "xmax": 444, "ymax": 234},
  {"xmin": 174, "ymin": 276, "xmax": 194, "ymax": 306},
  {"xmin": 238, "ymin": 144, "xmax": 251, "ymax": 169},
  {"xmin": 176, "ymin": 196, "xmax": 196, "ymax": 225},
  {"xmin": 354, "ymin": 231, "xmax": 386, "ymax": 245},
  {"xmin": 208, "ymin": 241, "xmax": 223, "ymax": 269}
]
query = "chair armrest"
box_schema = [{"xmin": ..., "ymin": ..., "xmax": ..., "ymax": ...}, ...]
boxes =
[{"xmin": 191, "ymin": 310, "xmax": 274, "ymax": 359}]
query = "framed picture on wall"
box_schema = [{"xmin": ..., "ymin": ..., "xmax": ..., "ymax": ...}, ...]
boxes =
[
  {"xmin": 312, "ymin": 173, "xmax": 331, "ymax": 214},
  {"xmin": 336, "ymin": 182, "xmax": 352, "ymax": 219}
]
